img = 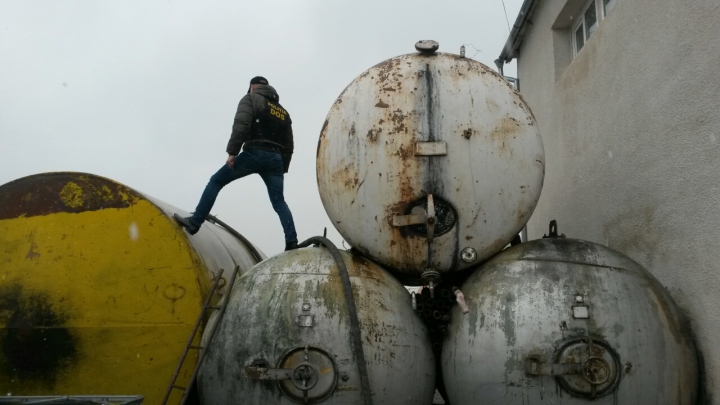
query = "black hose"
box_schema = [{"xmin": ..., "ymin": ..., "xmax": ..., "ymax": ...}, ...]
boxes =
[
  {"xmin": 205, "ymin": 214, "xmax": 264, "ymax": 263},
  {"xmin": 297, "ymin": 236, "xmax": 373, "ymax": 405}
]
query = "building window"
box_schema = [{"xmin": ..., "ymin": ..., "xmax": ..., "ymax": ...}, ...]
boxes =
[
  {"xmin": 604, "ymin": 0, "xmax": 617, "ymax": 14},
  {"xmin": 572, "ymin": 0, "xmax": 616, "ymax": 56}
]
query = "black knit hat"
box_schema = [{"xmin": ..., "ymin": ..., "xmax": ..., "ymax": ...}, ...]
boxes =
[
  {"xmin": 247, "ymin": 76, "xmax": 269, "ymax": 93},
  {"xmin": 250, "ymin": 76, "xmax": 268, "ymax": 85}
]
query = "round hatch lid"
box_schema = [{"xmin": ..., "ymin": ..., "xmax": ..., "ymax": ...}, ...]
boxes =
[
  {"xmin": 555, "ymin": 338, "xmax": 621, "ymax": 398},
  {"xmin": 278, "ymin": 346, "xmax": 338, "ymax": 403}
]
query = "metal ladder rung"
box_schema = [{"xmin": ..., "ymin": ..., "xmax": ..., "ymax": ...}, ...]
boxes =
[{"xmin": 161, "ymin": 265, "xmax": 241, "ymax": 405}]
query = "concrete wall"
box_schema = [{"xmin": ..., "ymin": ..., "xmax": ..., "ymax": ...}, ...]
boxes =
[{"xmin": 515, "ymin": 0, "xmax": 720, "ymax": 401}]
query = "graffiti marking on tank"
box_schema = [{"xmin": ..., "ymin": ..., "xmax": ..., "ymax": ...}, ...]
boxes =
[
  {"xmin": 25, "ymin": 242, "xmax": 41, "ymax": 261},
  {"xmin": 163, "ymin": 283, "xmax": 187, "ymax": 312},
  {"xmin": 133, "ymin": 284, "xmax": 160, "ymax": 316}
]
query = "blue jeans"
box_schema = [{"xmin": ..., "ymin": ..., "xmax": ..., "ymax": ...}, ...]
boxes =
[{"xmin": 190, "ymin": 149, "xmax": 297, "ymax": 244}]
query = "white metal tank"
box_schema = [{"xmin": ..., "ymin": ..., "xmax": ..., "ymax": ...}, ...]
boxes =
[
  {"xmin": 441, "ymin": 234, "xmax": 699, "ymax": 404},
  {"xmin": 197, "ymin": 247, "xmax": 435, "ymax": 404},
  {"xmin": 316, "ymin": 41, "xmax": 544, "ymax": 283}
]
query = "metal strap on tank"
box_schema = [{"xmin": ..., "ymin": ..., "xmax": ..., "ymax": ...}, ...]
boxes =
[
  {"xmin": 297, "ymin": 236, "xmax": 374, "ymax": 405},
  {"xmin": 205, "ymin": 214, "xmax": 264, "ymax": 263}
]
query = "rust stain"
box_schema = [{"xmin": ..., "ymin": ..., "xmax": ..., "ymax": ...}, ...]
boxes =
[
  {"xmin": 396, "ymin": 144, "xmax": 414, "ymax": 160},
  {"xmin": 317, "ymin": 120, "xmax": 330, "ymax": 160},
  {"xmin": 462, "ymin": 128, "xmax": 473, "ymax": 139},
  {"xmin": 331, "ymin": 164, "xmax": 360, "ymax": 192},
  {"xmin": 367, "ymin": 129, "xmax": 380, "ymax": 142},
  {"xmin": 0, "ymin": 172, "xmax": 139, "ymax": 220},
  {"xmin": 390, "ymin": 109, "xmax": 408, "ymax": 134},
  {"xmin": 375, "ymin": 101, "xmax": 390, "ymax": 108},
  {"xmin": 320, "ymin": 120, "xmax": 329, "ymax": 138},
  {"xmin": 490, "ymin": 117, "xmax": 522, "ymax": 139}
]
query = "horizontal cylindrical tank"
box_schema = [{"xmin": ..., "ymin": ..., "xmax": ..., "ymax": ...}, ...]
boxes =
[
  {"xmin": 441, "ymin": 237, "xmax": 698, "ymax": 404},
  {"xmin": 198, "ymin": 248, "xmax": 435, "ymax": 404},
  {"xmin": 316, "ymin": 47, "xmax": 544, "ymax": 280},
  {"xmin": 0, "ymin": 172, "xmax": 263, "ymax": 404}
]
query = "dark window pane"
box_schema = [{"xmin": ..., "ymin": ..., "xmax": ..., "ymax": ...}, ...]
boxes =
[
  {"xmin": 604, "ymin": 0, "xmax": 616, "ymax": 14},
  {"xmin": 575, "ymin": 24, "xmax": 585, "ymax": 53},
  {"xmin": 585, "ymin": 1, "xmax": 598, "ymax": 37}
]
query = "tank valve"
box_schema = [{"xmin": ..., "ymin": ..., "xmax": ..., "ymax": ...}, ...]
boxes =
[
  {"xmin": 543, "ymin": 220, "xmax": 566, "ymax": 238},
  {"xmin": 452, "ymin": 286, "xmax": 470, "ymax": 314},
  {"xmin": 421, "ymin": 269, "xmax": 441, "ymax": 298},
  {"xmin": 415, "ymin": 40, "xmax": 439, "ymax": 54}
]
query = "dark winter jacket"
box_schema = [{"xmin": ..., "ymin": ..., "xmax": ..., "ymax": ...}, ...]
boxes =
[{"xmin": 226, "ymin": 84, "xmax": 294, "ymax": 169}]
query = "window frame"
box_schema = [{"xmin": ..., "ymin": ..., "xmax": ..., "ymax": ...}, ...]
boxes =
[{"xmin": 571, "ymin": 0, "xmax": 615, "ymax": 58}]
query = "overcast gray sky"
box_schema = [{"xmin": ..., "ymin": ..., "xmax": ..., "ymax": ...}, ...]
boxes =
[{"xmin": 0, "ymin": 0, "xmax": 523, "ymax": 256}]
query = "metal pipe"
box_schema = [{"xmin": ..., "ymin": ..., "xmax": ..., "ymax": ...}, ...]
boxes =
[
  {"xmin": 205, "ymin": 214, "xmax": 264, "ymax": 263},
  {"xmin": 411, "ymin": 291, "xmax": 417, "ymax": 310},
  {"xmin": 433, "ymin": 310, "xmax": 442, "ymax": 320},
  {"xmin": 452, "ymin": 286, "xmax": 470, "ymax": 314},
  {"xmin": 296, "ymin": 236, "xmax": 374, "ymax": 405}
]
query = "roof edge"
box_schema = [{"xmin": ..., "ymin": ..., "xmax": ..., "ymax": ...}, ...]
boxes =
[{"xmin": 496, "ymin": 0, "xmax": 542, "ymax": 68}]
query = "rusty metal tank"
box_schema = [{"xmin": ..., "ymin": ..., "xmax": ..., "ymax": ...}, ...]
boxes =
[
  {"xmin": 197, "ymin": 247, "xmax": 435, "ymax": 405},
  {"xmin": 441, "ymin": 234, "xmax": 699, "ymax": 404},
  {"xmin": 0, "ymin": 172, "xmax": 263, "ymax": 404},
  {"xmin": 316, "ymin": 41, "xmax": 545, "ymax": 283}
]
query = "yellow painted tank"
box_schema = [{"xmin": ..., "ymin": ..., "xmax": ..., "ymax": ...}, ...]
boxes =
[{"xmin": 0, "ymin": 172, "xmax": 264, "ymax": 403}]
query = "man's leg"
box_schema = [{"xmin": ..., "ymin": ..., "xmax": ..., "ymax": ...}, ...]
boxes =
[
  {"xmin": 180, "ymin": 154, "xmax": 253, "ymax": 232},
  {"xmin": 259, "ymin": 170, "xmax": 298, "ymax": 248}
]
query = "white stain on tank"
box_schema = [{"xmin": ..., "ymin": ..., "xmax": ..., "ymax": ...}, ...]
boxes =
[{"xmin": 128, "ymin": 222, "xmax": 139, "ymax": 241}]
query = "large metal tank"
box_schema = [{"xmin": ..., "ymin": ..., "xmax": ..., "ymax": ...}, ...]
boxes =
[
  {"xmin": 198, "ymin": 248, "xmax": 435, "ymax": 404},
  {"xmin": 316, "ymin": 41, "xmax": 544, "ymax": 284},
  {"xmin": 441, "ymin": 236, "xmax": 699, "ymax": 404},
  {"xmin": 0, "ymin": 172, "xmax": 263, "ymax": 404}
]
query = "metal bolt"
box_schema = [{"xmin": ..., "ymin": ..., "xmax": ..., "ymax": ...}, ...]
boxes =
[
  {"xmin": 624, "ymin": 362, "xmax": 632, "ymax": 373},
  {"xmin": 341, "ymin": 373, "xmax": 349, "ymax": 382},
  {"xmin": 461, "ymin": 247, "xmax": 477, "ymax": 263}
]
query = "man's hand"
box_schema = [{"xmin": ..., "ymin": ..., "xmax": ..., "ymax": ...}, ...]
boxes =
[{"xmin": 226, "ymin": 154, "xmax": 235, "ymax": 168}]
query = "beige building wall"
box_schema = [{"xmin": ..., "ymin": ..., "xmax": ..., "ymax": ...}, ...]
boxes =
[{"xmin": 513, "ymin": 0, "xmax": 720, "ymax": 401}]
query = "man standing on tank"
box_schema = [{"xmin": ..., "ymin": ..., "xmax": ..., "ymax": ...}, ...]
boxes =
[{"xmin": 174, "ymin": 76, "xmax": 299, "ymax": 251}]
